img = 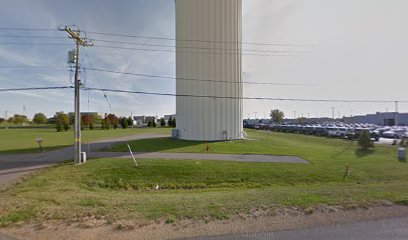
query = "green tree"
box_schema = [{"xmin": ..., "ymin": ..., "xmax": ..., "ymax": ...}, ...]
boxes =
[
  {"xmin": 160, "ymin": 118, "xmax": 166, "ymax": 127},
  {"xmin": 33, "ymin": 113, "xmax": 47, "ymax": 124},
  {"xmin": 358, "ymin": 130, "xmax": 374, "ymax": 150},
  {"xmin": 11, "ymin": 114, "xmax": 28, "ymax": 124},
  {"xmin": 168, "ymin": 116, "xmax": 173, "ymax": 127},
  {"xmin": 147, "ymin": 120, "xmax": 153, "ymax": 128},
  {"xmin": 270, "ymin": 109, "xmax": 285, "ymax": 124},
  {"xmin": 171, "ymin": 118, "xmax": 176, "ymax": 127},
  {"xmin": 101, "ymin": 118, "xmax": 111, "ymax": 130},
  {"xmin": 55, "ymin": 112, "xmax": 70, "ymax": 132},
  {"xmin": 120, "ymin": 117, "xmax": 129, "ymax": 129},
  {"xmin": 0, "ymin": 118, "xmax": 5, "ymax": 124},
  {"xmin": 152, "ymin": 120, "xmax": 157, "ymax": 128},
  {"xmin": 127, "ymin": 117, "xmax": 134, "ymax": 127}
]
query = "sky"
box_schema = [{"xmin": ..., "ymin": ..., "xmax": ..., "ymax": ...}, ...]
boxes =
[{"xmin": 0, "ymin": 0, "xmax": 407, "ymax": 120}]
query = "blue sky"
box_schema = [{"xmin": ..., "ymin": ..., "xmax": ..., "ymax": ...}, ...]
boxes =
[{"xmin": 1, "ymin": 0, "xmax": 408, "ymax": 119}]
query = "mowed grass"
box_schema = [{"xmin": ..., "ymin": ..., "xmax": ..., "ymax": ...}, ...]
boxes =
[
  {"xmin": 1, "ymin": 130, "xmax": 408, "ymax": 227},
  {"xmin": 0, "ymin": 128, "xmax": 170, "ymax": 154}
]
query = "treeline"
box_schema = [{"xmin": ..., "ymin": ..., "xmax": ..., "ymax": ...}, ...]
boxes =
[{"xmin": 1, "ymin": 112, "xmax": 176, "ymax": 132}]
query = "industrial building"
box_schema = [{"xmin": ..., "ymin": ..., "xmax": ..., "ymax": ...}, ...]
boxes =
[
  {"xmin": 175, "ymin": 0, "xmax": 243, "ymax": 141},
  {"xmin": 343, "ymin": 112, "xmax": 408, "ymax": 126}
]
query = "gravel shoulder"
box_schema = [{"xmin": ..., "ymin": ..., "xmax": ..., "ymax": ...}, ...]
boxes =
[{"xmin": 1, "ymin": 205, "xmax": 408, "ymax": 240}]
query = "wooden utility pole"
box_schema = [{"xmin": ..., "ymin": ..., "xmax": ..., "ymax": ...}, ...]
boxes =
[{"xmin": 59, "ymin": 25, "xmax": 93, "ymax": 164}]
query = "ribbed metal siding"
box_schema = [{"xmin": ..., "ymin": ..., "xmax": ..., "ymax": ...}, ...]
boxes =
[{"xmin": 176, "ymin": 0, "xmax": 243, "ymax": 141}]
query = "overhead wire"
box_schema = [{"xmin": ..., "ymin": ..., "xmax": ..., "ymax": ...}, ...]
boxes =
[
  {"xmin": 0, "ymin": 86, "xmax": 73, "ymax": 92},
  {"xmin": 83, "ymin": 67, "xmax": 316, "ymax": 86},
  {"xmin": 83, "ymin": 87, "xmax": 408, "ymax": 103},
  {"xmin": 83, "ymin": 50, "xmax": 112, "ymax": 113}
]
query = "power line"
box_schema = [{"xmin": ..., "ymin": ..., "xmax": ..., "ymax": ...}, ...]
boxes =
[
  {"xmin": 0, "ymin": 42, "xmax": 72, "ymax": 46},
  {"xmin": 0, "ymin": 86, "xmax": 73, "ymax": 92},
  {"xmin": 1, "ymin": 85, "xmax": 406, "ymax": 103},
  {"xmin": 0, "ymin": 27, "xmax": 312, "ymax": 47},
  {"xmin": 83, "ymin": 50, "xmax": 113, "ymax": 113},
  {"xmin": 84, "ymin": 87, "xmax": 408, "ymax": 103},
  {"xmin": 0, "ymin": 27, "xmax": 57, "ymax": 31},
  {"xmin": 0, "ymin": 35, "xmax": 67, "ymax": 39},
  {"xmin": 90, "ymin": 38, "xmax": 306, "ymax": 54},
  {"xmin": 0, "ymin": 65, "xmax": 69, "ymax": 69},
  {"xmin": 0, "ymin": 41, "xmax": 302, "ymax": 57},
  {"xmin": 84, "ymin": 30, "xmax": 309, "ymax": 47},
  {"xmin": 0, "ymin": 35, "xmax": 306, "ymax": 54},
  {"xmin": 84, "ymin": 67, "xmax": 315, "ymax": 86},
  {"xmin": 93, "ymin": 44, "xmax": 301, "ymax": 57}
]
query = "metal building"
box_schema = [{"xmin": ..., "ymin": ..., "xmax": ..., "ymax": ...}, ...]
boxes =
[{"xmin": 175, "ymin": 0, "xmax": 243, "ymax": 141}]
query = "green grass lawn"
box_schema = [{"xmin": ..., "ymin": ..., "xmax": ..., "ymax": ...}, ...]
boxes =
[
  {"xmin": 0, "ymin": 128, "xmax": 170, "ymax": 154},
  {"xmin": 1, "ymin": 130, "xmax": 408, "ymax": 227}
]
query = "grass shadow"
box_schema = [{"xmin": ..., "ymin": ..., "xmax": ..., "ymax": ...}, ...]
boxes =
[
  {"xmin": 330, "ymin": 141, "xmax": 354, "ymax": 159},
  {"xmin": 355, "ymin": 148, "xmax": 375, "ymax": 158}
]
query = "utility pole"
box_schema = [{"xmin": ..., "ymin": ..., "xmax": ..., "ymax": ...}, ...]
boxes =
[{"xmin": 59, "ymin": 26, "xmax": 93, "ymax": 164}]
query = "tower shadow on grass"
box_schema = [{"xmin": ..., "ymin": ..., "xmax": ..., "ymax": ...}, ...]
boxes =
[{"xmin": 354, "ymin": 148, "xmax": 375, "ymax": 158}]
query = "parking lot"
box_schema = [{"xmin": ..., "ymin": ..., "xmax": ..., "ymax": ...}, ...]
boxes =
[{"xmin": 244, "ymin": 122, "xmax": 408, "ymax": 146}]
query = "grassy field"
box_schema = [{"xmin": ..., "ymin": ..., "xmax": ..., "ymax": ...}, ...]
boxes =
[
  {"xmin": 1, "ymin": 130, "xmax": 408, "ymax": 227},
  {"xmin": 0, "ymin": 128, "xmax": 170, "ymax": 154}
]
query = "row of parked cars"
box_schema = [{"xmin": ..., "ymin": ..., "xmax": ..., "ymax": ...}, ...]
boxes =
[{"xmin": 244, "ymin": 122, "xmax": 408, "ymax": 141}]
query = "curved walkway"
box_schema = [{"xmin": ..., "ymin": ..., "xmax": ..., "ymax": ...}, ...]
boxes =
[{"xmin": 90, "ymin": 151, "xmax": 308, "ymax": 164}]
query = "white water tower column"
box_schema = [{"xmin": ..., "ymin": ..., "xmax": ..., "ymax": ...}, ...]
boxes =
[{"xmin": 175, "ymin": 0, "xmax": 243, "ymax": 141}]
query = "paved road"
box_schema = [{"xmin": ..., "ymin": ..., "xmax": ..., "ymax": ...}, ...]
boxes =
[
  {"xmin": 0, "ymin": 134, "xmax": 169, "ymax": 184},
  {"xmin": 183, "ymin": 216, "xmax": 408, "ymax": 240}
]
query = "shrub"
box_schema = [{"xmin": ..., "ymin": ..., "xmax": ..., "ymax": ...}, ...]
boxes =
[
  {"xmin": 358, "ymin": 130, "xmax": 374, "ymax": 150},
  {"xmin": 120, "ymin": 117, "xmax": 128, "ymax": 129}
]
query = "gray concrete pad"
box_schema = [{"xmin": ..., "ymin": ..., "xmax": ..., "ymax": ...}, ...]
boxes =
[{"xmin": 90, "ymin": 152, "xmax": 309, "ymax": 164}]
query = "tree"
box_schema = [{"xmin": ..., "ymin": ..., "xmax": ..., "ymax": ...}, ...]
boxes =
[
  {"xmin": 106, "ymin": 114, "xmax": 119, "ymax": 129},
  {"xmin": 55, "ymin": 112, "xmax": 70, "ymax": 132},
  {"xmin": 81, "ymin": 115, "xmax": 94, "ymax": 129},
  {"xmin": 127, "ymin": 117, "xmax": 134, "ymax": 127},
  {"xmin": 168, "ymin": 116, "xmax": 173, "ymax": 127},
  {"xmin": 152, "ymin": 120, "xmax": 157, "ymax": 128},
  {"xmin": 0, "ymin": 118, "xmax": 4, "ymax": 124},
  {"xmin": 101, "ymin": 118, "xmax": 111, "ymax": 130},
  {"xmin": 120, "ymin": 117, "xmax": 129, "ymax": 129},
  {"xmin": 170, "ymin": 118, "xmax": 176, "ymax": 127},
  {"xmin": 147, "ymin": 120, "xmax": 153, "ymax": 128},
  {"xmin": 270, "ymin": 109, "xmax": 285, "ymax": 124},
  {"xmin": 358, "ymin": 130, "xmax": 374, "ymax": 150},
  {"xmin": 33, "ymin": 113, "xmax": 47, "ymax": 124},
  {"xmin": 160, "ymin": 118, "xmax": 166, "ymax": 127},
  {"xmin": 10, "ymin": 114, "xmax": 28, "ymax": 124}
]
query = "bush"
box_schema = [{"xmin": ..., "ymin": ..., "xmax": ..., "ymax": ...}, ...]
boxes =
[
  {"xmin": 358, "ymin": 130, "xmax": 374, "ymax": 150},
  {"xmin": 120, "ymin": 117, "xmax": 128, "ymax": 129}
]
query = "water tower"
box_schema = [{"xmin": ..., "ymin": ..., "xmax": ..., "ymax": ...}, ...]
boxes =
[{"xmin": 175, "ymin": 0, "xmax": 243, "ymax": 141}]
